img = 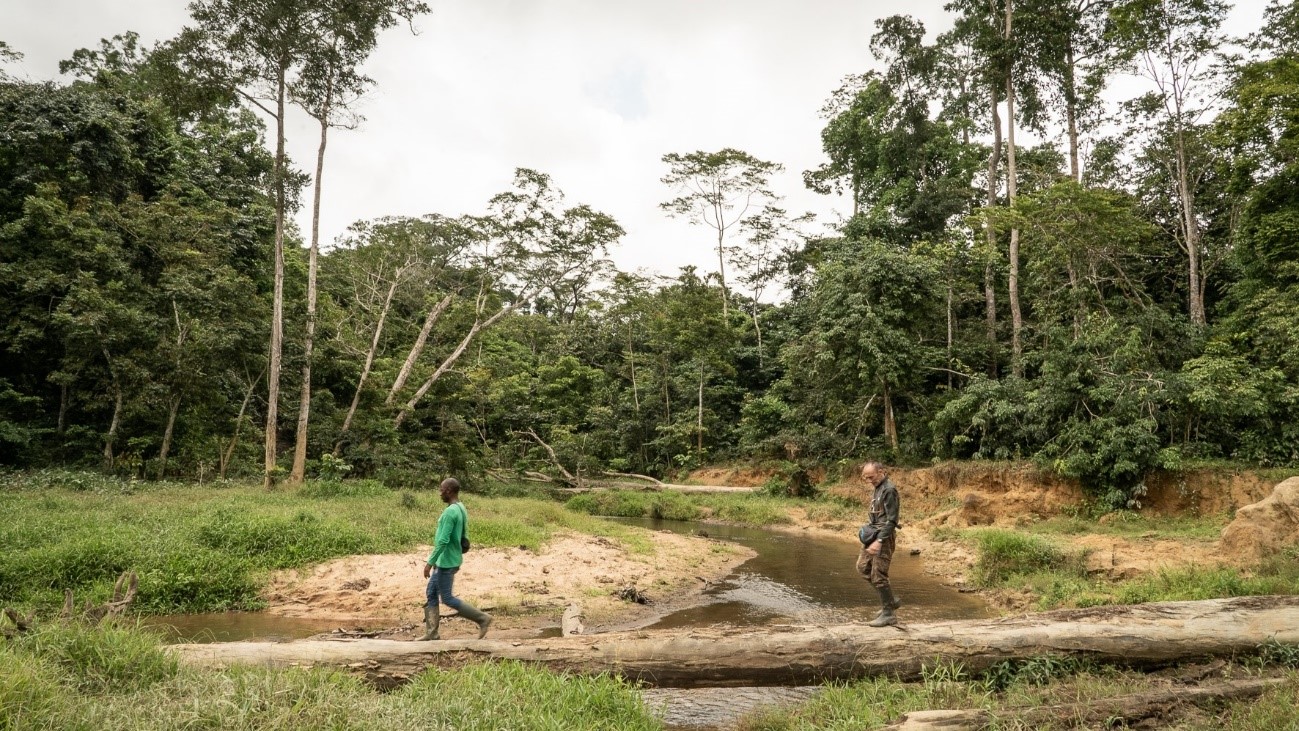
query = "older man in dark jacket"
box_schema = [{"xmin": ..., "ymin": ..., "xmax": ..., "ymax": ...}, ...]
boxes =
[{"xmin": 856, "ymin": 461, "xmax": 901, "ymax": 627}]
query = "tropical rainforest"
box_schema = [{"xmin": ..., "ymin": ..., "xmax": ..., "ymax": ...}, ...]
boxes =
[{"xmin": 1, "ymin": 0, "xmax": 1296, "ymax": 510}]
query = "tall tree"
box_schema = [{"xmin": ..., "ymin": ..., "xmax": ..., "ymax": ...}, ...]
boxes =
[
  {"xmin": 660, "ymin": 149, "xmax": 783, "ymax": 320},
  {"xmin": 1113, "ymin": 0, "xmax": 1229, "ymax": 326},
  {"xmin": 287, "ymin": 0, "xmax": 429, "ymax": 484},
  {"xmin": 189, "ymin": 0, "xmax": 319, "ymax": 486}
]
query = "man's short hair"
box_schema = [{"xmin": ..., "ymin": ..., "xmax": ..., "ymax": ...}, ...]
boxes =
[
  {"xmin": 440, "ymin": 477, "xmax": 461, "ymax": 494},
  {"xmin": 860, "ymin": 461, "xmax": 887, "ymax": 475}
]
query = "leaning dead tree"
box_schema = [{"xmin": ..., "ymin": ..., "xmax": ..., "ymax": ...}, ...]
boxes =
[
  {"xmin": 516, "ymin": 428, "xmax": 581, "ymax": 487},
  {"xmin": 170, "ymin": 596, "xmax": 1299, "ymax": 689}
]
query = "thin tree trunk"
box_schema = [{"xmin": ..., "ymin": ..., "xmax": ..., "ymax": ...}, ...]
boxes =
[
  {"xmin": 715, "ymin": 219, "xmax": 729, "ymax": 319},
  {"xmin": 696, "ymin": 364, "xmax": 705, "ymax": 455},
  {"xmin": 157, "ymin": 393, "xmax": 181, "ymax": 480},
  {"xmin": 220, "ymin": 373, "xmax": 261, "ymax": 481},
  {"xmin": 264, "ymin": 64, "xmax": 288, "ymax": 489},
  {"xmin": 984, "ymin": 81, "xmax": 1002, "ymax": 378},
  {"xmin": 882, "ymin": 382, "xmax": 898, "ymax": 452},
  {"xmin": 57, "ymin": 382, "xmax": 68, "ymax": 435},
  {"xmin": 99, "ymin": 340, "xmax": 121, "ymax": 472},
  {"xmin": 1005, "ymin": 0, "xmax": 1023, "ymax": 379},
  {"xmin": 751, "ymin": 306, "xmax": 764, "ymax": 369},
  {"xmin": 1065, "ymin": 40, "xmax": 1081, "ymax": 183},
  {"xmin": 291, "ymin": 109, "xmax": 332, "ymax": 484},
  {"xmin": 946, "ymin": 281, "xmax": 954, "ymax": 390},
  {"xmin": 1175, "ymin": 131, "xmax": 1205, "ymax": 325},
  {"xmin": 385, "ymin": 294, "xmax": 454, "ymax": 405},
  {"xmin": 103, "ymin": 389, "xmax": 123, "ymax": 472},
  {"xmin": 627, "ymin": 324, "xmax": 640, "ymax": 415}
]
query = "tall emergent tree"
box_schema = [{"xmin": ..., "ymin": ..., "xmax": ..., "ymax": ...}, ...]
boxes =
[
  {"xmin": 1113, "ymin": 0, "xmax": 1229, "ymax": 326},
  {"xmin": 660, "ymin": 149, "xmax": 783, "ymax": 320},
  {"xmin": 288, "ymin": 0, "xmax": 429, "ymax": 484}
]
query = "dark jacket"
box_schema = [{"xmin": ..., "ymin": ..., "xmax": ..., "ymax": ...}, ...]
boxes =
[{"xmin": 868, "ymin": 478, "xmax": 901, "ymax": 541}]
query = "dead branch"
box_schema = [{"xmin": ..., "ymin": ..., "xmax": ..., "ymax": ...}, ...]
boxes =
[{"xmin": 516, "ymin": 428, "xmax": 580, "ymax": 487}]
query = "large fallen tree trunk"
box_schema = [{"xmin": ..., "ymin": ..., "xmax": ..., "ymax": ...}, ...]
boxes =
[{"xmin": 169, "ymin": 596, "xmax": 1299, "ymax": 689}]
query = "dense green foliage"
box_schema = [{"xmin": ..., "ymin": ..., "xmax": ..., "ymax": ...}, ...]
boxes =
[{"xmin": 2, "ymin": 1, "xmax": 1296, "ymax": 509}]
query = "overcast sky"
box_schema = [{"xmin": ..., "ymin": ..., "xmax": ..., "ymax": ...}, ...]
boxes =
[{"xmin": 4, "ymin": 0, "xmax": 1270, "ymax": 280}]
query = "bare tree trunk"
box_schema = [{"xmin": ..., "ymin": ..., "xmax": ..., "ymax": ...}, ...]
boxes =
[
  {"xmin": 337, "ymin": 276, "xmax": 403, "ymax": 450},
  {"xmin": 882, "ymin": 382, "xmax": 898, "ymax": 451},
  {"xmin": 170, "ymin": 597, "xmax": 1299, "ymax": 690},
  {"xmin": 751, "ymin": 306, "xmax": 764, "ymax": 370},
  {"xmin": 1065, "ymin": 39, "xmax": 1081, "ymax": 183},
  {"xmin": 263, "ymin": 64, "xmax": 288, "ymax": 489},
  {"xmin": 1005, "ymin": 0, "xmax": 1023, "ymax": 379},
  {"xmin": 696, "ymin": 364, "xmax": 705, "ymax": 455},
  {"xmin": 715, "ymin": 193, "xmax": 729, "ymax": 319},
  {"xmin": 99, "ymin": 341, "xmax": 121, "ymax": 472},
  {"xmin": 291, "ymin": 112, "xmax": 331, "ymax": 484},
  {"xmin": 626, "ymin": 324, "xmax": 640, "ymax": 415},
  {"xmin": 157, "ymin": 393, "xmax": 181, "ymax": 480},
  {"xmin": 385, "ymin": 294, "xmax": 454, "ymax": 405},
  {"xmin": 58, "ymin": 382, "xmax": 68, "ymax": 435},
  {"xmin": 1175, "ymin": 131, "xmax": 1205, "ymax": 325},
  {"xmin": 984, "ymin": 81, "xmax": 1002, "ymax": 378},
  {"xmin": 103, "ymin": 389, "xmax": 123, "ymax": 472},
  {"xmin": 221, "ymin": 370, "xmax": 262, "ymax": 481},
  {"xmin": 946, "ymin": 281, "xmax": 954, "ymax": 390},
  {"xmin": 393, "ymin": 304, "xmax": 516, "ymax": 428}
]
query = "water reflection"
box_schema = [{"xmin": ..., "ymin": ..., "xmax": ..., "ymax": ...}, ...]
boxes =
[
  {"xmin": 612, "ymin": 518, "xmax": 992, "ymax": 629},
  {"xmin": 141, "ymin": 612, "xmax": 379, "ymax": 644}
]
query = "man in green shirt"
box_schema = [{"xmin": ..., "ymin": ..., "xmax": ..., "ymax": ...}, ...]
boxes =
[{"xmin": 421, "ymin": 477, "xmax": 492, "ymax": 640}]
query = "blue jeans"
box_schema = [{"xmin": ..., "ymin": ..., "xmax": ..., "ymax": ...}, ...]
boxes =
[{"xmin": 425, "ymin": 566, "xmax": 466, "ymax": 611}]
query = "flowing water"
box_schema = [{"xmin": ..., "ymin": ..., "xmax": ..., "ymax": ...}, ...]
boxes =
[{"xmin": 620, "ymin": 517, "xmax": 993, "ymax": 629}]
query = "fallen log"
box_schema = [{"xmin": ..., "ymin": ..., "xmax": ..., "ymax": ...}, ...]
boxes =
[
  {"xmin": 885, "ymin": 676, "xmax": 1290, "ymax": 730},
  {"xmin": 169, "ymin": 596, "xmax": 1299, "ymax": 689}
]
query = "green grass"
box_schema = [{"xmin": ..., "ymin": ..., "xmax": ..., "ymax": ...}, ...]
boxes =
[
  {"xmin": 1028, "ymin": 510, "xmax": 1226, "ymax": 540},
  {"xmin": 0, "ymin": 473, "xmax": 670, "ymax": 616},
  {"xmin": 563, "ymin": 489, "xmax": 796, "ymax": 527},
  {"xmin": 970, "ymin": 530, "xmax": 1089, "ymax": 588},
  {"xmin": 0, "ymin": 623, "xmax": 660, "ymax": 731}
]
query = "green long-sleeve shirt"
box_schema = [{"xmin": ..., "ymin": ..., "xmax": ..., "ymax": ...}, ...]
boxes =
[{"xmin": 427, "ymin": 501, "xmax": 467, "ymax": 569}]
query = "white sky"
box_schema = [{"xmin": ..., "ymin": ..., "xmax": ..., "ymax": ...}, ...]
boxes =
[{"xmin": 3, "ymin": 0, "xmax": 1270, "ymax": 279}]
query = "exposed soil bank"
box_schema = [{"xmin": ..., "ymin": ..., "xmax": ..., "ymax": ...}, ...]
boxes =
[{"xmin": 262, "ymin": 530, "xmax": 754, "ymax": 639}]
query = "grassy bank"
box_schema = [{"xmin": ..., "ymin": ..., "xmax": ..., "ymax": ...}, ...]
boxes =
[
  {"xmin": 956, "ymin": 527, "xmax": 1299, "ymax": 609},
  {"xmin": 0, "ymin": 472, "xmax": 661, "ymax": 616},
  {"xmin": 0, "ymin": 622, "xmax": 658, "ymax": 730}
]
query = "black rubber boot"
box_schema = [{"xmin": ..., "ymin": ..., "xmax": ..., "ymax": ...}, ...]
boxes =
[
  {"xmin": 421, "ymin": 605, "xmax": 440, "ymax": 640},
  {"xmin": 869, "ymin": 586, "xmax": 899, "ymax": 627},
  {"xmin": 870, "ymin": 585, "xmax": 902, "ymax": 620},
  {"xmin": 457, "ymin": 603, "xmax": 493, "ymax": 639}
]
